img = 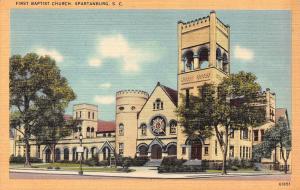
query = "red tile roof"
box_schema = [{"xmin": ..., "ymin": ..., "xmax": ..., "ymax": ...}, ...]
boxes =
[
  {"xmin": 64, "ymin": 115, "xmax": 115, "ymax": 133},
  {"xmin": 275, "ymin": 108, "xmax": 287, "ymax": 122},
  {"xmin": 97, "ymin": 120, "xmax": 116, "ymax": 133},
  {"xmin": 63, "ymin": 115, "xmax": 73, "ymax": 121}
]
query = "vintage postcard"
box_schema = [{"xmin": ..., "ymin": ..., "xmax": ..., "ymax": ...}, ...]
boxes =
[{"xmin": 0, "ymin": 0, "xmax": 299, "ymax": 190}]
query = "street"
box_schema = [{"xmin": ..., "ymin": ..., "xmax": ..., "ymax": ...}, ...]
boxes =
[{"xmin": 10, "ymin": 172, "xmax": 291, "ymax": 180}]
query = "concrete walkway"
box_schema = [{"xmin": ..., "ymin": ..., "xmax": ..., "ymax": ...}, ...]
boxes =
[{"xmin": 9, "ymin": 167, "xmax": 285, "ymax": 179}]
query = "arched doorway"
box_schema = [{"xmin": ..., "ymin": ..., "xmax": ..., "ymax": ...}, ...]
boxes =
[
  {"xmin": 91, "ymin": 147, "xmax": 97, "ymax": 158},
  {"xmin": 167, "ymin": 145, "xmax": 177, "ymax": 156},
  {"xmin": 190, "ymin": 139, "xmax": 202, "ymax": 160},
  {"xmin": 55, "ymin": 148, "xmax": 61, "ymax": 161},
  {"xmin": 72, "ymin": 148, "xmax": 77, "ymax": 161},
  {"xmin": 151, "ymin": 144, "xmax": 162, "ymax": 159},
  {"xmin": 102, "ymin": 147, "xmax": 110, "ymax": 160},
  {"xmin": 84, "ymin": 147, "xmax": 89, "ymax": 160},
  {"xmin": 45, "ymin": 148, "xmax": 51, "ymax": 163},
  {"xmin": 64, "ymin": 148, "xmax": 69, "ymax": 160}
]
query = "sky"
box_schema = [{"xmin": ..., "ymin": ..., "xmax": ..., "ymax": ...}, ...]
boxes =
[{"xmin": 11, "ymin": 10, "xmax": 291, "ymax": 121}]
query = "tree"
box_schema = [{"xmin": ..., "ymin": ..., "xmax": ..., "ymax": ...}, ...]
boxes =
[
  {"xmin": 9, "ymin": 53, "xmax": 76, "ymax": 167},
  {"xmin": 33, "ymin": 99, "xmax": 80, "ymax": 163},
  {"xmin": 177, "ymin": 71, "xmax": 266, "ymax": 175},
  {"xmin": 253, "ymin": 117, "xmax": 291, "ymax": 174}
]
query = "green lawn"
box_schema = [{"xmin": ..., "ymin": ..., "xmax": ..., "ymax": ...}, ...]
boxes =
[
  {"xmin": 34, "ymin": 163, "xmax": 89, "ymax": 168},
  {"xmin": 206, "ymin": 168, "xmax": 260, "ymax": 173},
  {"xmin": 206, "ymin": 170, "xmax": 222, "ymax": 173},
  {"xmin": 10, "ymin": 163, "xmax": 135, "ymax": 173}
]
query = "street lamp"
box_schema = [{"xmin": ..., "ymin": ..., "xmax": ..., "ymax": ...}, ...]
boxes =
[{"xmin": 78, "ymin": 132, "xmax": 83, "ymax": 175}]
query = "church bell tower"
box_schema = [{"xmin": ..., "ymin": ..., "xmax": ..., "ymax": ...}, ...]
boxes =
[
  {"xmin": 177, "ymin": 11, "xmax": 231, "ymax": 160},
  {"xmin": 177, "ymin": 10, "xmax": 231, "ymax": 97}
]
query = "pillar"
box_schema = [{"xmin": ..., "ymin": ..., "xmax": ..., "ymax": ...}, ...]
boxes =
[
  {"xmin": 193, "ymin": 55, "xmax": 199, "ymax": 69},
  {"xmin": 209, "ymin": 10, "xmax": 217, "ymax": 68}
]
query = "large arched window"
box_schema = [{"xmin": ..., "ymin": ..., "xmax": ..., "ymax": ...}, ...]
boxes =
[
  {"xmin": 55, "ymin": 148, "xmax": 61, "ymax": 161},
  {"xmin": 119, "ymin": 123, "xmax": 124, "ymax": 136},
  {"xmin": 199, "ymin": 47, "xmax": 209, "ymax": 69},
  {"xmin": 63, "ymin": 148, "xmax": 69, "ymax": 161},
  {"xmin": 86, "ymin": 127, "xmax": 90, "ymax": 138},
  {"xmin": 72, "ymin": 147, "xmax": 77, "ymax": 161},
  {"xmin": 222, "ymin": 53, "xmax": 229, "ymax": 73},
  {"xmin": 183, "ymin": 50, "xmax": 194, "ymax": 71},
  {"xmin": 169, "ymin": 120, "xmax": 177, "ymax": 134},
  {"xmin": 216, "ymin": 48, "xmax": 222, "ymax": 69},
  {"xmin": 91, "ymin": 127, "xmax": 95, "ymax": 138},
  {"xmin": 139, "ymin": 145, "xmax": 148, "ymax": 156}
]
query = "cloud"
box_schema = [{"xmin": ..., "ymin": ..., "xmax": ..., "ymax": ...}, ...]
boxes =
[
  {"xmin": 88, "ymin": 58, "xmax": 102, "ymax": 67},
  {"xmin": 97, "ymin": 34, "xmax": 153, "ymax": 73},
  {"xmin": 98, "ymin": 83, "xmax": 112, "ymax": 89},
  {"xmin": 233, "ymin": 45, "xmax": 254, "ymax": 61},
  {"xmin": 94, "ymin": 95, "xmax": 115, "ymax": 105},
  {"xmin": 35, "ymin": 48, "xmax": 64, "ymax": 62}
]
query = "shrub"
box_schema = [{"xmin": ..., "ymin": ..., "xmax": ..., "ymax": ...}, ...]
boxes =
[
  {"xmin": 47, "ymin": 166, "xmax": 53, "ymax": 169},
  {"xmin": 55, "ymin": 166, "xmax": 60, "ymax": 170},
  {"xmin": 84, "ymin": 157, "xmax": 99, "ymax": 166},
  {"xmin": 244, "ymin": 160, "xmax": 254, "ymax": 168},
  {"xmin": 97, "ymin": 160, "xmax": 109, "ymax": 167},
  {"xmin": 232, "ymin": 158, "xmax": 241, "ymax": 168},
  {"xmin": 30, "ymin": 157, "xmax": 43, "ymax": 163},
  {"xmin": 9, "ymin": 155, "xmax": 42, "ymax": 164},
  {"xmin": 132, "ymin": 156, "xmax": 149, "ymax": 166},
  {"xmin": 157, "ymin": 164, "xmax": 205, "ymax": 173},
  {"xmin": 115, "ymin": 155, "xmax": 125, "ymax": 166},
  {"xmin": 201, "ymin": 160, "xmax": 209, "ymax": 170},
  {"xmin": 240, "ymin": 159, "xmax": 246, "ymax": 168},
  {"xmin": 240, "ymin": 159, "xmax": 253, "ymax": 169},
  {"xmin": 123, "ymin": 158, "xmax": 131, "ymax": 169},
  {"xmin": 10, "ymin": 155, "xmax": 25, "ymax": 163},
  {"xmin": 231, "ymin": 166, "xmax": 239, "ymax": 171},
  {"xmin": 212, "ymin": 162, "xmax": 222, "ymax": 170},
  {"xmin": 161, "ymin": 157, "xmax": 186, "ymax": 167},
  {"xmin": 254, "ymin": 166, "xmax": 261, "ymax": 171}
]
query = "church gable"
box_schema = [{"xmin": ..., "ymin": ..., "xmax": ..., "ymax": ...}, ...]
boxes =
[{"xmin": 139, "ymin": 82, "xmax": 177, "ymax": 118}]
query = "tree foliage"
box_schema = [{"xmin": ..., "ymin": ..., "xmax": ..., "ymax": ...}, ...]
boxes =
[
  {"xmin": 9, "ymin": 53, "xmax": 76, "ymax": 166},
  {"xmin": 177, "ymin": 71, "xmax": 266, "ymax": 174},
  {"xmin": 253, "ymin": 117, "xmax": 291, "ymax": 173}
]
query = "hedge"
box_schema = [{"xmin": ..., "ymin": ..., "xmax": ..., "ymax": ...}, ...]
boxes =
[{"xmin": 10, "ymin": 155, "xmax": 43, "ymax": 163}]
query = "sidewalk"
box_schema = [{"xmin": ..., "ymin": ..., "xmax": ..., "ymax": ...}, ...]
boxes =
[{"xmin": 9, "ymin": 167, "xmax": 285, "ymax": 179}]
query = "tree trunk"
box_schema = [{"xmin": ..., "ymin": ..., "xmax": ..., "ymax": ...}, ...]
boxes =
[
  {"xmin": 51, "ymin": 144, "xmax": 56, "ymax": 163},
  {"xmin": 280, "ymin": 143, "xmax": 289, "ymax": 174},
  {"xmin": 222, "ymin": 127, "xmax": 229, "ymax": 175},
  {"xmin": 24, "ymin": 139, "xmax": 31, "ymax": 167},
  {"xmin": 284, "ymin": 160, "xmax": 288, "ymax": 174},
  {"xmin": 280, "ymin": 146, "xmax": 289, "ymax": 174}
]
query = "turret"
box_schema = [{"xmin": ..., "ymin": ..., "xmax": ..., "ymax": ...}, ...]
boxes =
[{"xmin": 115, "ymin": 90, "xmax": 149, "ymax": 157}]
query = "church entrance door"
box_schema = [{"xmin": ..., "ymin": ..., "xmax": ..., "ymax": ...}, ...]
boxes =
[{"xmin": 151, "ymin": 144, "xmax": 162, "ymax": 159}]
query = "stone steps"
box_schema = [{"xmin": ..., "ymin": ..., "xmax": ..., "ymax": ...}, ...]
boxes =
[{"xmin": 144, "ymin": 159, "xmax": 162, "ymax": 167}]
